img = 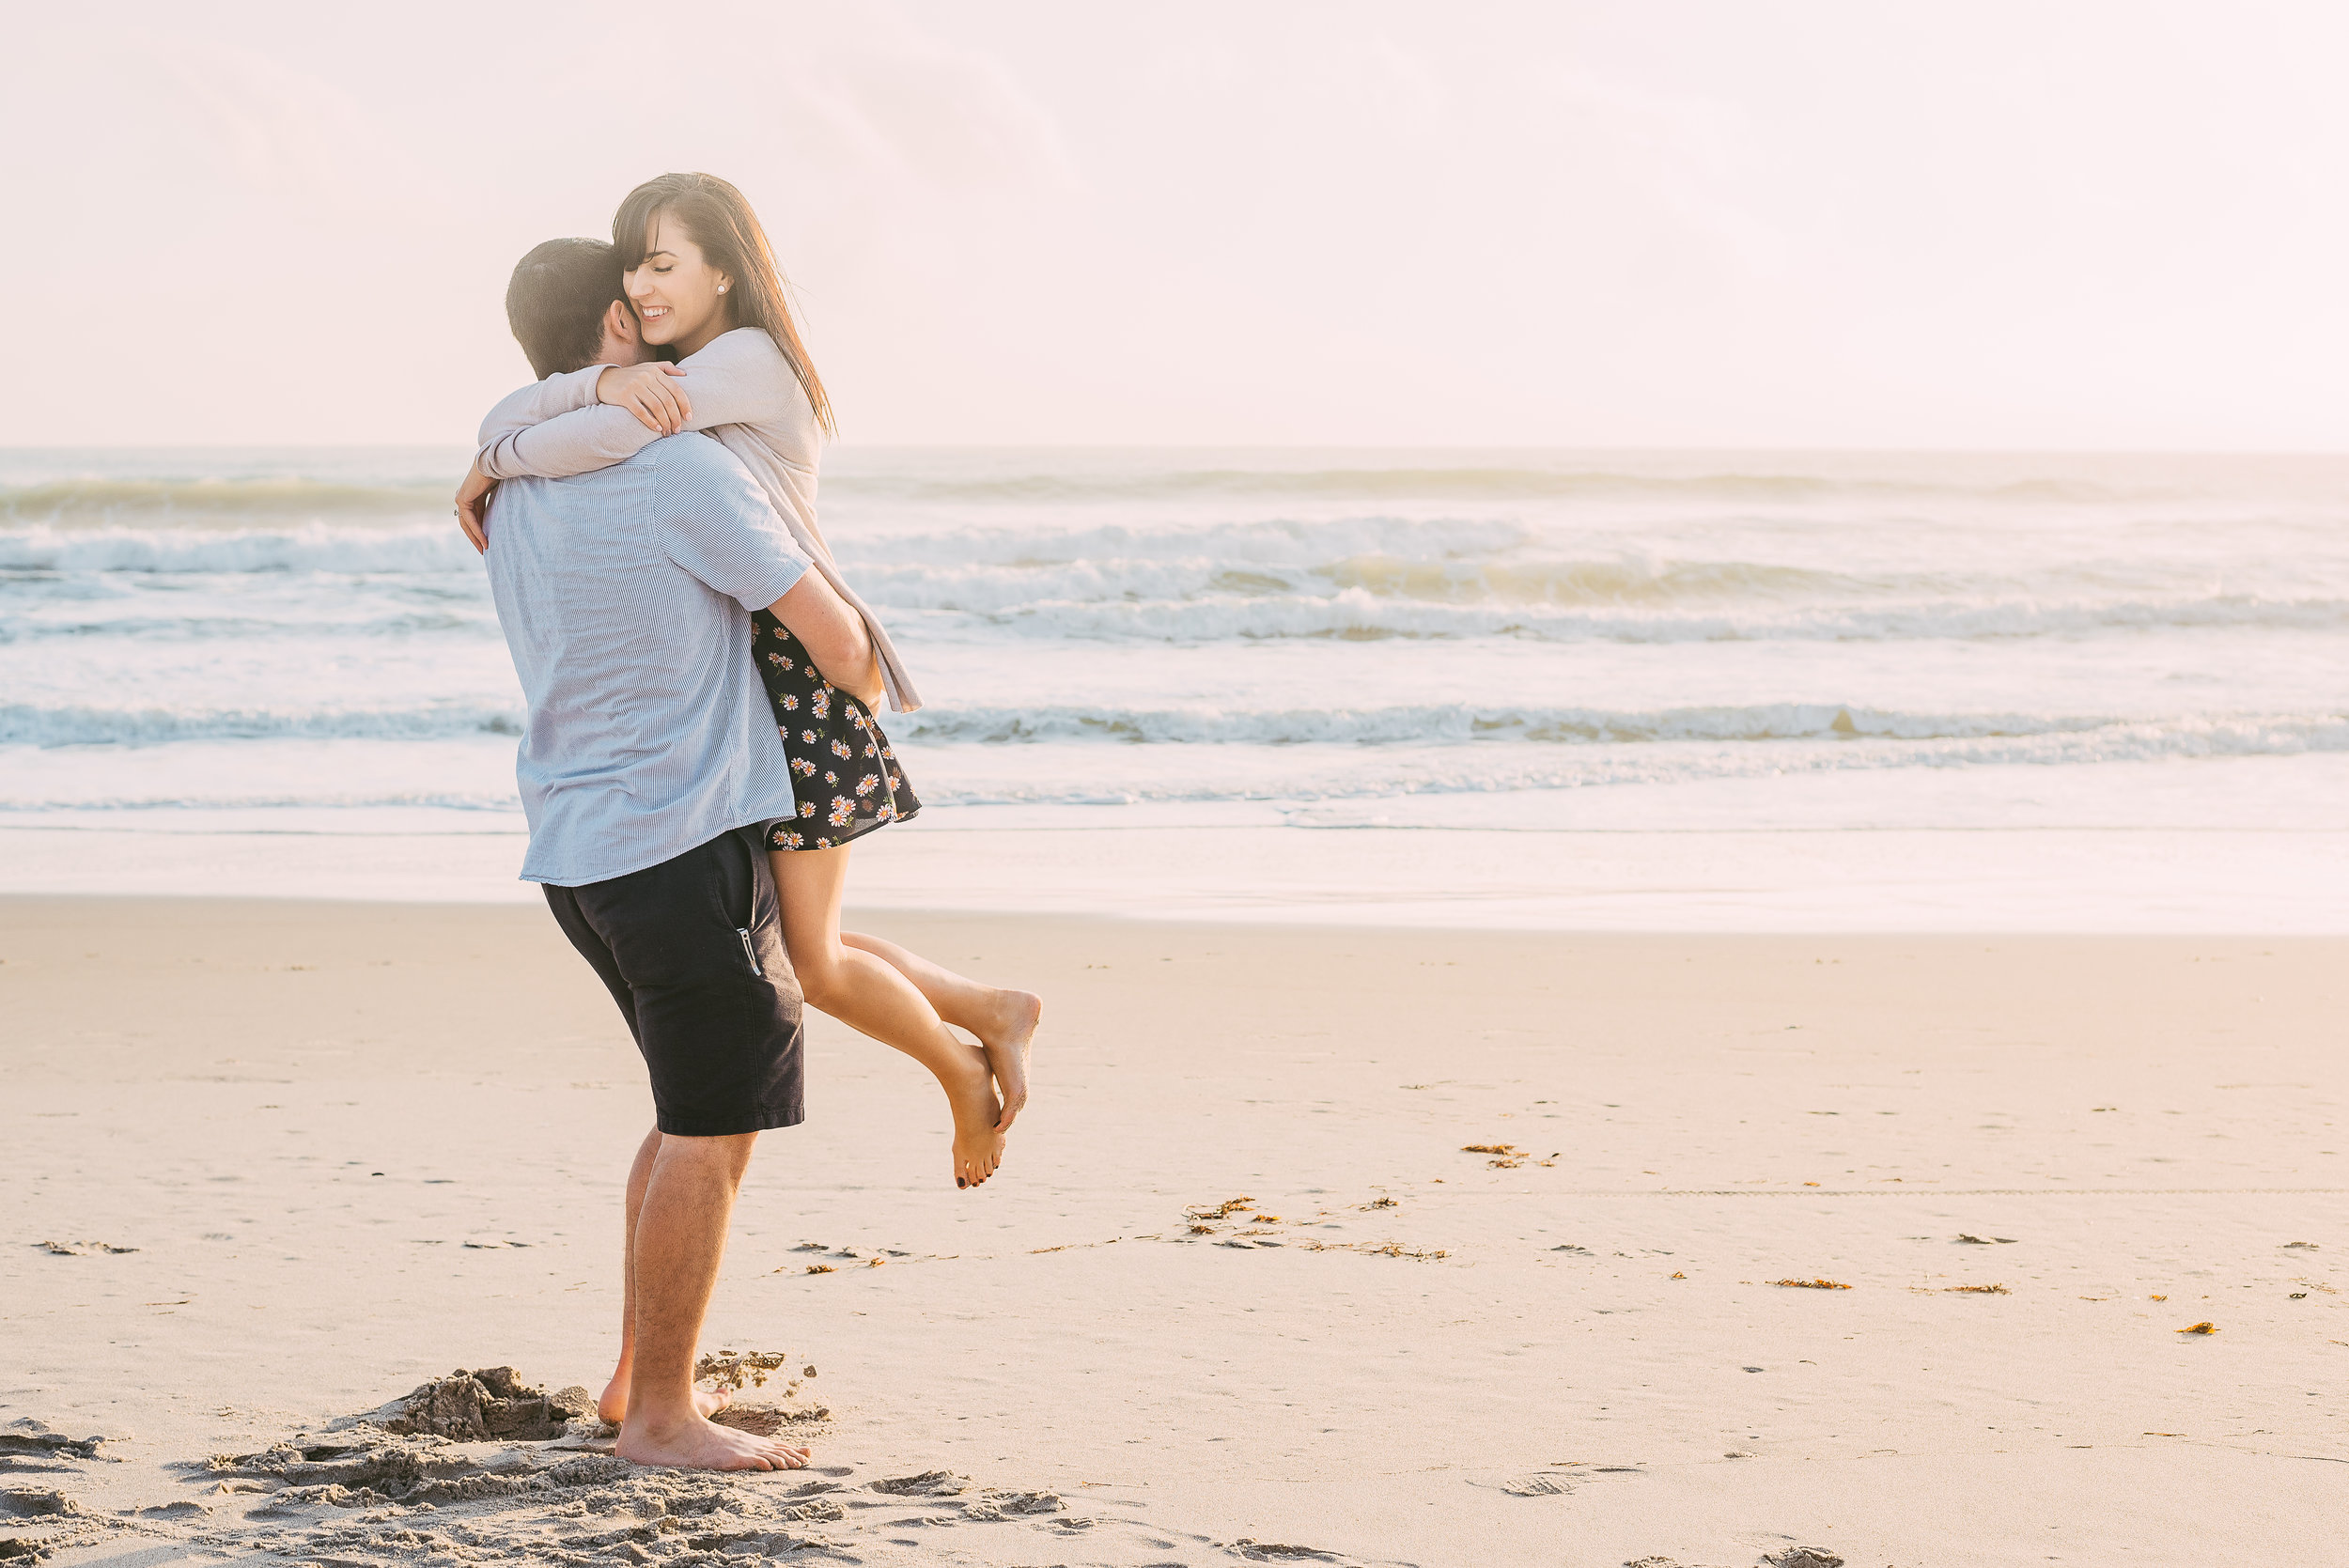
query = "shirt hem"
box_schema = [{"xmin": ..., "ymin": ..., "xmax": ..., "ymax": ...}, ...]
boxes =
[{"xmin": 521, "ymin": 807, "xmax": 799, "ymax": 889}]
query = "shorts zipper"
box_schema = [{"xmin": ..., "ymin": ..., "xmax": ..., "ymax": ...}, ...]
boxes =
[{"xmin": 735, "ymin": 831, "xmax": 767, "ymax": 978}]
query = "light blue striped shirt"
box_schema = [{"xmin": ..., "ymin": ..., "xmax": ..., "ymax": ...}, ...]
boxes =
[{"xmin": 483, "ymin": 433, "xmax": 809, "ymax": 886}]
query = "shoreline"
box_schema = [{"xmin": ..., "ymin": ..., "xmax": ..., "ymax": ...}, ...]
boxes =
[
  {"xmin": 3, "ymin": 810, "xmax": 2343, "ymax": 931},
  {"xmin": 7, "ymin": 899, "xmax": 2345, "ymax": 1565}
]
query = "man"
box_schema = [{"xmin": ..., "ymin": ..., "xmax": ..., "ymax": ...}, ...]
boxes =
[{"xmin": 462, "ymin": 238, "xmax": 877, "ymax": 1472}]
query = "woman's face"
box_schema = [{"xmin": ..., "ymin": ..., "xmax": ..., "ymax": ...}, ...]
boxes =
[{"xmin": 626, "ymin": 212, "xmax": 732, "ymax": 357}]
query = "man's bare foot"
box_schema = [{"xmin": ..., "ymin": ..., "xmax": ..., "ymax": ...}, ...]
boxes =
[
  {"xmin": 940, "ymin": 1044, "xmax": 1007, "ymax": 1188},
  {"xmin": 599, "ymin": 1371, "xmax": 732, "ymax": 1426},
  {"xmin": 617, "ymin": 1412, "xmax": 810, "ymax": 1471},
  {"xmin": 973, "ymin": 988, "xmax": 1041, "ymax": 1131}
]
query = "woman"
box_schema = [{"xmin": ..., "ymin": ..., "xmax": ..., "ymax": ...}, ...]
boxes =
[{"xmin": 471, "ymin": 172, "xmax": 1037, "ymax": 1192}]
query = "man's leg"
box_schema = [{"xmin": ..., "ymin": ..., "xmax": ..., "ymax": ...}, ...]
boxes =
[
  {"xmin": 614, "ymin": 1131, "xmax": 809, "ymax": 1470},
  {"xmin": 600, "ymin": 1128, "xmax": 745, "ymax": 1424},
  {"xmin": 551, "ymin": 832, "xmax": 808, "ymax": 1467},
  {"xmin": 598, "ymin": 1126, "xmax": 661, "ymax": 1424}
]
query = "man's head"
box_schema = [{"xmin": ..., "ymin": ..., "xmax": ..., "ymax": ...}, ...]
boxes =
[{"xmin": 505, "ymin": 238, "xmax": 650, "ymax": 379}]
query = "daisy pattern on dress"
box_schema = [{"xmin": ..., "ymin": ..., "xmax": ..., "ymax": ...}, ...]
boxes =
[{"xmin": 750, "ymin": 605, "xmax": 919, "ymax": 854}]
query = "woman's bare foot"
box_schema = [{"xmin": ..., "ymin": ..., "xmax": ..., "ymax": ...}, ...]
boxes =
[
  {"xmin": 617, "ymin": 1412, "xmax": 810, "ymax": 1471},
  {"xmin": 973, "ymin": 989, "xmax": 1041, "ymax": 1130},
  {"xmin": 939, "ymin": 1043, "xmax": 1007, "ymax": 1188},
  {"xmin": 599, "ymin": 1370, "xmax": 732, "ymax": 1426}
]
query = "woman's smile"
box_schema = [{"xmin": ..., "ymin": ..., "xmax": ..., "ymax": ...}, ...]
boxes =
[{"xmin": 622, "ymin": 213, "xmax": 736, "ymax": 354}]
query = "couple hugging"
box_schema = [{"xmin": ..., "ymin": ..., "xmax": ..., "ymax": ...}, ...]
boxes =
[{"xmin": 457, "ymin": 171, "xmax": 1040, "ymax": 1472}]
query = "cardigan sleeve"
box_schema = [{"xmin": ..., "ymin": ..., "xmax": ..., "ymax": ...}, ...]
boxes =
[{"xmin": 473, "ymin": 329, "xmax": 807, "ymax": 480}]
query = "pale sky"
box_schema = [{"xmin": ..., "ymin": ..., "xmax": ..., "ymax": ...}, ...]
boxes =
[{"xmin": 9, "ymin": 1, "xmax": 2347, "ymax": 449}]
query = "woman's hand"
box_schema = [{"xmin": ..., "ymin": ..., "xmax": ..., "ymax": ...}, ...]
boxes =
[
  {"xmin": 454, "ymin": 462, "xmax": 496, "ymax": 553},
  {"xmin": 598, "ymin": 362, "xmax": 692, "ymax": 435}
]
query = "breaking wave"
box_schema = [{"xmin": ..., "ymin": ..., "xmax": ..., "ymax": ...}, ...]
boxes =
[
  {"xmin": 11, "ymin": 696, "xmax": 2342, "ymax": 759},
  {"xmin": 0, "ymin": 522, "xmax": 479, "ymax": 574}
]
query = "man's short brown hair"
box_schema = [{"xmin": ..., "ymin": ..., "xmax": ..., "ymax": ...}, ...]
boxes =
[{"xmin": 505, "ymin": 238, "xmax": 624, "ymax": 379}]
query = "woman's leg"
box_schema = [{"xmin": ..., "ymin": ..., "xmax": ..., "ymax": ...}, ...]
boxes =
[
  {"xmin": 770, "ymin": 845, "xmax": 1006, "ymax": 1187},
  {"xmin": 838, "ymin": 931, "xmax": 1039, "ymax": 1127}
]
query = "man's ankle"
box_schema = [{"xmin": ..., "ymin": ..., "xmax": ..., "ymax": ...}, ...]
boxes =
[{"xmin": 622, "ymin": 1394, "xmax": 699, "ymax": 1432}]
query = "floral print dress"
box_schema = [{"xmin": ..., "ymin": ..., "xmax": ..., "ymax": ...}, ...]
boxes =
[{"xmin": 750, "ymin": 609, "xmax": 922, "ymax": 851}]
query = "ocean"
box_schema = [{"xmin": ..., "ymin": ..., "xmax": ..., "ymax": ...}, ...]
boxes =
[{"xmin": 4, "ymin": 445, "xmax": 2343, "ymax": 927}]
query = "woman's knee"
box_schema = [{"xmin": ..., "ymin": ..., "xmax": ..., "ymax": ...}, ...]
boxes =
[{"xmin": 790, "ymin": 946, "xmax": 849, "ymax": 1010}]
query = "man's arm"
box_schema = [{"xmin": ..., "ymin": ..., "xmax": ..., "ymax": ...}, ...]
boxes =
[
  {"xmin": 650, "ymin": 438, "xmax": 862, "ymax": 691},
  {"xmin": 768, "ymin": 570, "xmax": 882, "ymax": 710}
]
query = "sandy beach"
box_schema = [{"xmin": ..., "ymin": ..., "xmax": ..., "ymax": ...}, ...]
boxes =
[{"xmin": 5, "ymin": 896, "xmax": 2344, "ymax": 1566}]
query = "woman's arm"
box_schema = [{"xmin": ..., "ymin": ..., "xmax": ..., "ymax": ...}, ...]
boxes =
[
  {"xmin": 474, "ymin": 329, "xmax": 801, "ymax": 482},
  {"xmin": 471, "ymin": 366, "xmax": 605, "ymax": 475}
]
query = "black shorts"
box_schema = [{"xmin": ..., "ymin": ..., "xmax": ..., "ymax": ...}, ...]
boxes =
[{"xmin": 542, "ymin": 826, "xmax": 802, "ymax": 1138}]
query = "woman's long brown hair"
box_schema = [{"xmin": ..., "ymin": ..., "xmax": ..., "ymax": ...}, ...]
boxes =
[{"xmin": 614, "ymin": 172, "xmax": 835, "ymax": 437}]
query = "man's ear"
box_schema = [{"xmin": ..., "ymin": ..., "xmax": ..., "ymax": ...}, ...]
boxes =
[{"xmin": 605, "ymin": 299, "xmax": 640, "ymax": 345}]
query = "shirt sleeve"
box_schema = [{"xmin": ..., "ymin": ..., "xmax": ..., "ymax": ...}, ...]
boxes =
[{"xmin": 649, "ymin": 438, "xmax": 811, "ymax": 611}]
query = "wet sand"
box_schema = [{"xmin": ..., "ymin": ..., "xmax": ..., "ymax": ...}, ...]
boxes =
[{"xmin": 4, "ymin": 897, "xmax": 2344, "ymax": 1566}]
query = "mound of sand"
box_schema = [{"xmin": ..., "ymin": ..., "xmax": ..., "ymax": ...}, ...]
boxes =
[{"xmin": 363, "ymin": 1368, "xmax": 594, "ymax": 1443}]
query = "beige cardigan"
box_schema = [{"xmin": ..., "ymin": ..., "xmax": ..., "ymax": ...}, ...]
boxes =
[{"xmin": 474, "ymin": 329, "xmax": 920, "ymax": 712}]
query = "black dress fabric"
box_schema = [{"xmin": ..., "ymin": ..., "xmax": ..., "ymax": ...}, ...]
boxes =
[{"xmin": 749, "ymin": 608, "xmax": 922, "ymax": 851}]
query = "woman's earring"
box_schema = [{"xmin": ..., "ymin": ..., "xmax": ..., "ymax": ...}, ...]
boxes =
[{"xmin": 718, "ymin": 284, "xmax": 728, "ymax": 294}]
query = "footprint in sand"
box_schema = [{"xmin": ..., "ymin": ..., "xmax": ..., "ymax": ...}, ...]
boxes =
[
  {"xmin": 959, "ymin": 1489, "xmax": 1065, "ymax": 1521},
  {"xmin": 1226, "ymin": 1541, "xmax": 1356, "ymax": 1563},
  {"xmin": 32, "ymin": 1240, "xmax": 136, "ymax": 1257},
  {"xmin": 868, "ymin": 1469, "xmax": 970, "ymax": 1497},
  {"xmin": 0, "ymin": 1484, "xmax": 124, "ymax": 1562},
  {"xmin": 0, "ymin": 1490, "xmax": 81, "ymax": 1518},
  {"xmin": 1501, "ymin": 1473, "xmax": 1574, "ymax": 1496},
  {"xmin": 136, "ymin": 1499, "xmax": 211, "ymax": 1519},
  {"xmin": 0, "ymin": 1421, "xmax": 116, "ymax": 1464}
]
